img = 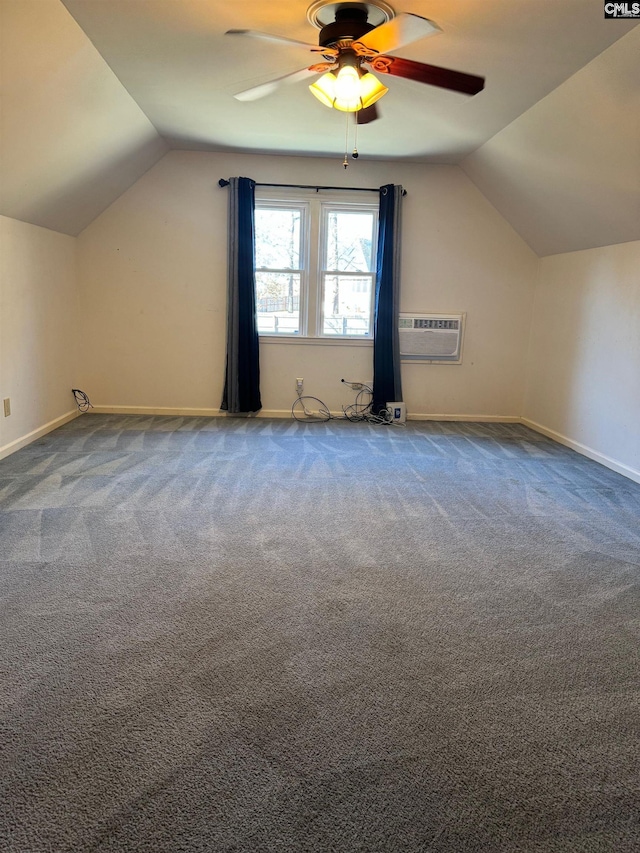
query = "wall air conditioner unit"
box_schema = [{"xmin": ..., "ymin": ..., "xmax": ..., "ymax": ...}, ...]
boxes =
[{"xmin": 399, "ymin": 313, "xmax": 465, "ymax": 363}]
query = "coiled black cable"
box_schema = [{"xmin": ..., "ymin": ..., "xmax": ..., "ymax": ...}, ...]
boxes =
[{"xmin": 71, "ymin": 389, "xmax": 93, "ymax": 412}]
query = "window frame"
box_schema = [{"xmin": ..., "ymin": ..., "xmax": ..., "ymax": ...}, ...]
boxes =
[{"xmin": 254, "ymin": 190, "xmax": 378, "ymax": 342}]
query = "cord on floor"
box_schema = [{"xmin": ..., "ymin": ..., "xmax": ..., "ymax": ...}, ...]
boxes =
[{"xmin": 291, "ymin": 381, "xmax": 401, "ymax": 425}]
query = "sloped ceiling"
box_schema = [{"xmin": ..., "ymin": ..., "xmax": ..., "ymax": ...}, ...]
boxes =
[
  {"xmin": 0, "ymin": 0, "xmax": 638, "ymax": 250},
  {"xmin": 0, "ymin": 0, "xmax": 168, "ymax": 236},
  {"xmin": 461, "ymin": 26, "xmax": 640, "ymax": 257}
]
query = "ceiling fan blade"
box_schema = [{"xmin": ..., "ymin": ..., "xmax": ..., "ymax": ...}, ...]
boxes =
[
  {"xmin": 369, "ymin": 56, "xmax": 484, "ymax": 96},
  {"xmin": 356, "ymin": 105, "xmax": 379, "ymax": 125},
  {"xmin": 233, "ymin": 67, "xmax": 319, "ymax": 102},
  {"xmin": 354, "ymin": 14, "xmax": 441, "ymax": 57},
  {"xmin": 225, "ymin": 29, "xmax": 337, "ymax": 56}
]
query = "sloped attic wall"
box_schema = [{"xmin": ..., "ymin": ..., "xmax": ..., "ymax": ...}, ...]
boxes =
[
  {"xmin": 0, "ymin": 0, "xmax": 168, "ymax": 236},
  {"xmin": 460, "ymin": 27, "xmax": 640, "ymax": 482},
  {"xmin": 460, "ymin": 26, "xmax": 640, "ymax": 257},
  {"xmin": 0, "ymin": 0, "xmax": 168, "ymax": 457}
]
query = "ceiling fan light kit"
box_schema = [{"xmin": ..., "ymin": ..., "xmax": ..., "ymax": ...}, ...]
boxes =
[
  {"xmin": 309, "ymin": 49, "xmax": 388, "ymax": 112},
  {"xmin": 356, "ymin": 72, "xmax": 388, "ymax": 107}
]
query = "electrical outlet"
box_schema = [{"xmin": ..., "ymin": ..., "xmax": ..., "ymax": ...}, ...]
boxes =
[
  {"xmin": 3, "ymin": 398, "xmax": 11, "ymax": 417},
  {"xmin": 351, "ymin": 383, "xmax": 363, "ymax": 391},
  {"xmin": 296, "ymin": 377, "xmax": 304, "ymax": 392}
]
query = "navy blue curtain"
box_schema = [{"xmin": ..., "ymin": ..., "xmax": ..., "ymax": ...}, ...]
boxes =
[
  {"xmin": 372, "ymin": 184, "xmax": 403, "ymax": 415},
  {"xmin": 221, "ymin": 177, "xmax": 262, "ymax": 414}
]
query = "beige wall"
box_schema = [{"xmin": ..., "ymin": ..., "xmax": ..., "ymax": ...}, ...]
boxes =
[
  {"xmin": 524, "ymin": 240, "xmax": 640, "ymax": 482},
  {"xmin": 77, "ymin": 150, "xmax": 538, "ymax": 419},
  {"xmin": 0, "ymin": 216, "xmax": 79, "ymax": 457}
]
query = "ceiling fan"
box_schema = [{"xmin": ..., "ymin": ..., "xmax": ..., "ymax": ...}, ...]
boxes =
[{"xmin": 226, "ymin": 1, "xmax": 485, "ymax": 124}]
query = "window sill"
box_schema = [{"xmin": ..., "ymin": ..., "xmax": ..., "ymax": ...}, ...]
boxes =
[{"xmin": 259, "ymin": 335, "xmax": 373, "ymax": 347}]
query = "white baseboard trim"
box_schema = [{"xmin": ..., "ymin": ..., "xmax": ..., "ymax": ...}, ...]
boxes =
[
  {"xmin": 90, "ymin": 406, "xmax": 349, "ymax": 420},
  {"xmin": 89, "ymin": 406, "xmax": 521, "ymax": 423},
  {"xmin": 261, "ymin": 412, "xmax": 520, "ymax": 423},
  {"xmin": 90, "ymin": 406, "xmax": 225, "ymax": 417},
  {"xmin": 90, "ymin": 406, "xmax": 308, "ymax": 419},
  {"xmin": 258, "ymin": 409, "xmax": 296, "ymax": 419},
  {"xmin": 0, "ymin": 410, "xmax": 81, "ymax": 461},
  {"xmin": 408, "ymin": 414, "xmax": 520, "ymax": 423},
  {"xmin": 522, "ymin": 418, "xmax": 640, "ymax": 485}
]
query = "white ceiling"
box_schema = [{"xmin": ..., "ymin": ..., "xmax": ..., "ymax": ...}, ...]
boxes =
[
  {"xmin": 0, "ymin": 0, "xmax": 638, "ymax": 251},
  {"xmin": 60, "ymin": 0, "xmax": 637, "ymax": 161}
]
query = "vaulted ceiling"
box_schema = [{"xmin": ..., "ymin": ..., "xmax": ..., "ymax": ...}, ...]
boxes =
[{"xmin": 1, "ymin": 0, "xmax": 638, "ymax": 254}]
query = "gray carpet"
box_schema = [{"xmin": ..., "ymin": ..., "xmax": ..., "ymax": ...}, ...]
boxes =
[{"xmin": 1, "ymin": 414, "xmax": 639, "ymax": 852}]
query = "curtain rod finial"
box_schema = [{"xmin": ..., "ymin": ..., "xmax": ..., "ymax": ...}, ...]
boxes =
[{"xmin": 218, "ymin": 179, "xmax": 230, "ymax": 188}]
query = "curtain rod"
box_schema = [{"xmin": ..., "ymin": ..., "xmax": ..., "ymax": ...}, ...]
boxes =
[{"xmin": 218, "ymin": 179, "xmax": 406, "ymax": 196}]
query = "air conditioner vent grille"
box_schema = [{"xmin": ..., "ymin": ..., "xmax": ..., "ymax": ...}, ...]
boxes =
[
  {"xmin": 408, "ymin": 318, "xmax": 459, "ymax": 330},
  {"xmin": 399, "ymin": 313, "xmax": 465, "ymax": 363}
]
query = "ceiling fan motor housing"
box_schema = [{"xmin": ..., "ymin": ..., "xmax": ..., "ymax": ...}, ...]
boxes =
[{"xmin": 319, "ymin": 5, "xmax": 374, "ymax": 47}]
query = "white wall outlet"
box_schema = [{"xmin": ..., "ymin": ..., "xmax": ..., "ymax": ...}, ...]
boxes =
[
  {"xmin": 3, "ymin": 398, "xmax": 11, "ymax": 417},
  {"xmin": 296, "ymin": 377, "xmax": 304, "ymax": 392}
]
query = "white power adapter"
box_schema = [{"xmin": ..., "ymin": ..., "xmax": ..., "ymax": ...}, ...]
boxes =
[{"xmin": 387, "ymin": 402, "xmax": 406, "ymax": 423}]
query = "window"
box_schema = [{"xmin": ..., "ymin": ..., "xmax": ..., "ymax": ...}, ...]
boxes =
[
  {"xmin": 255, "ymin": 192, "xmax": 378, "ymax": 339},
  {"xmin": 255, "ymin": 204, "xmax": 306, "ymax": 336}
]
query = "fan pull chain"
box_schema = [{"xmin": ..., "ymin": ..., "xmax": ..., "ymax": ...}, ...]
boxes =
[
  {"xmin": 343, "ymin": 110, "xmax": 350, "ymax": 169},
  {"xmin": 353, "ymin": 113, "xmax": 359, "ymax": 160}
]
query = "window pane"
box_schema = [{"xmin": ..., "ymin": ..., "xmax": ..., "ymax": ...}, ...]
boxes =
[
  {"xmin": 255, "ymin": 208, "xmax": 301, "ymax": 269},
  {"xmin": 325, "ymin": 211, "xmax": 375, "ymax": 272},
  {"xmin": 322, "ymin": 275, "xmax": 372, "ymax": 336},
  {"xmin": 256, "ymin": 272, "xmax": 301, "ymax": 335}
]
